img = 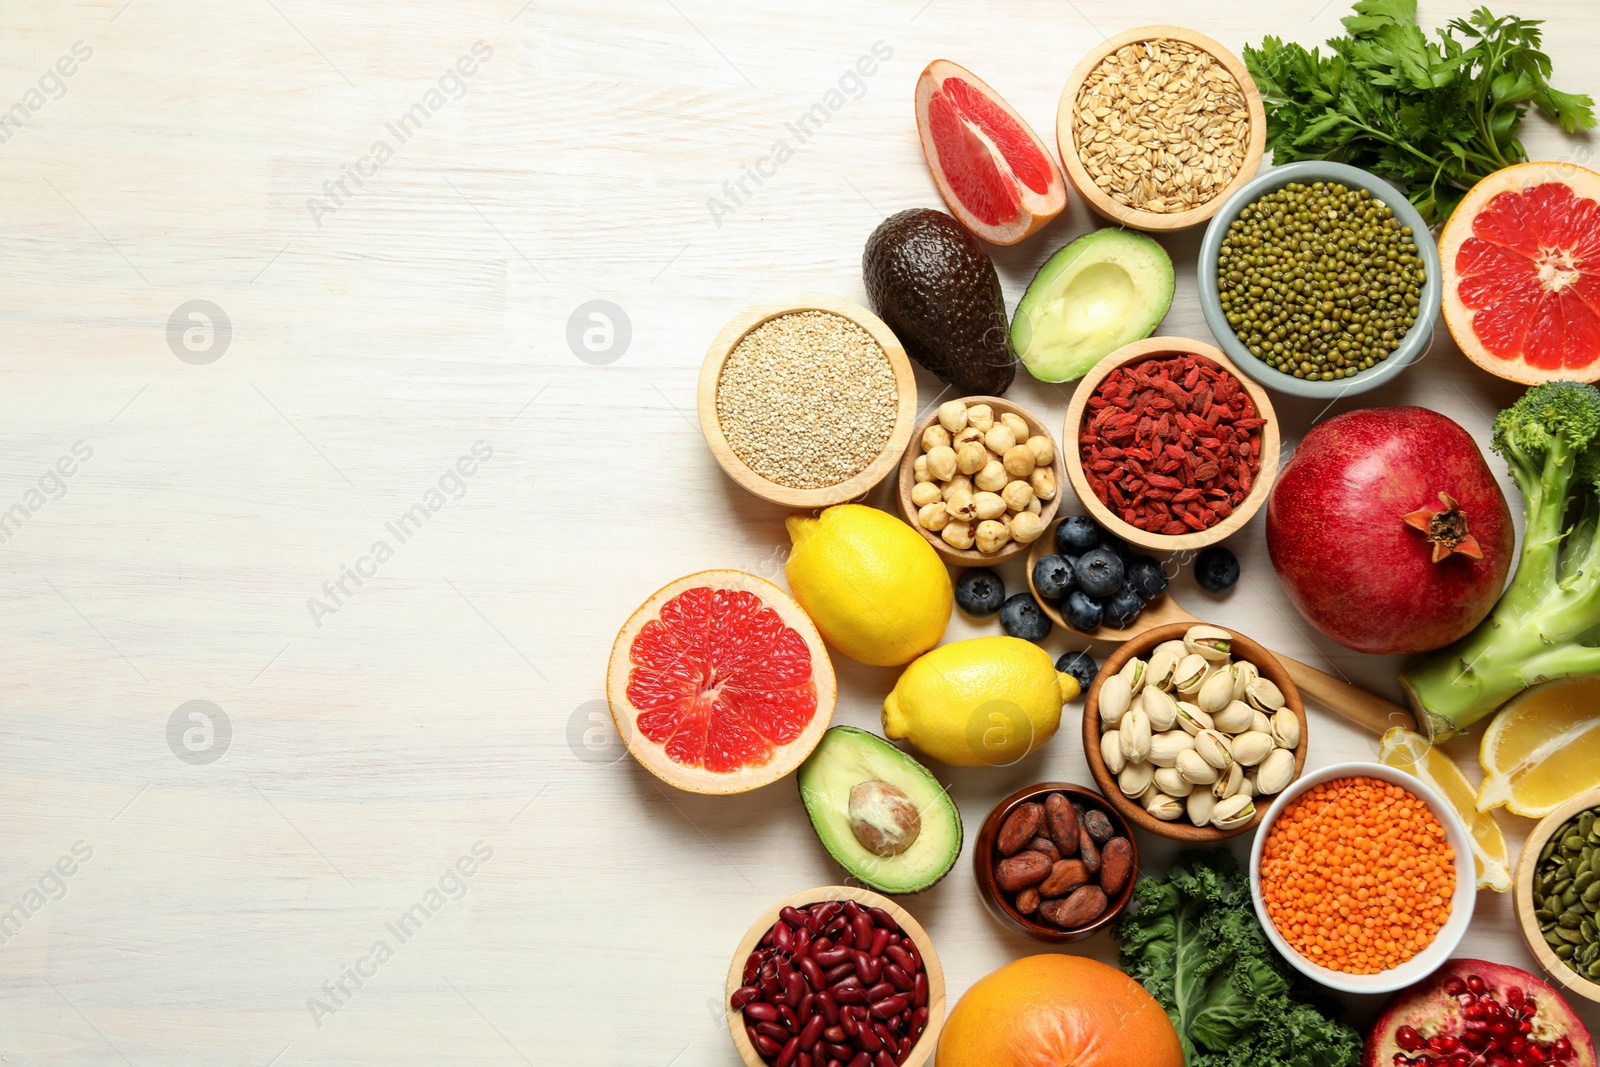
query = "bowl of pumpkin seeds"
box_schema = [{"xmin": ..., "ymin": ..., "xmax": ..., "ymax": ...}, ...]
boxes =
[{"xmin": 1517, "ymin": 789, "xmax": 1600, "ymax": 1005}]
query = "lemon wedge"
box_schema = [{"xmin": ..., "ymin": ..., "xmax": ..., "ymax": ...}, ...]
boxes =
[
  {"xmin": 1477, "ymin": 677, "xmax": 1600, "ymax": 818},
  {"xmin": 1379, "ymin": 726, "xmax": 1511, "ymax": 892}
]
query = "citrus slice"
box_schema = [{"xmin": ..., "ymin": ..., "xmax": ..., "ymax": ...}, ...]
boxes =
[
  {"xmin": 1378, "ymin": 727, "xmax": 1511, "ymax": 892},
  {"xmin": 1477, "ymin": 676, "xmax": 1600, "ymax": 817},
  {"xmin": 914, "ymin": 59, "xmax": 1066, "ymax": 246},
  {"xmin": 1440, "ymin": 161, "xmax": 1600, "ymax": 384},
  {"xmin": 606, "ymin": 570, "xmax": 836, "ymax": 794}
]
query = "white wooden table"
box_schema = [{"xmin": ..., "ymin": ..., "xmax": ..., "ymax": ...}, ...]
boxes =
[{"xmin": 2, "ymin": 1, "xmax": 1597, "ymax": 1062}]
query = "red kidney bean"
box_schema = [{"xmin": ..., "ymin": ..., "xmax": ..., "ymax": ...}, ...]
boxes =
[
  {"xmin": 745, "ymin": 954, "xmax": 761, "ymax": 986},
  {"xmin": 912, "ymin": 972, "xmax": 927, "ymax": 1009},
  {"xmin": 864, "ymin": 982, "xmax": 894, "ymax": 1003},
  {"xmin": 825, "ymin": 1045, "xmax": 852, "ymax": 1063},
  {"xmin": 758, "ymin": 1022, "xmax": 790, "ymax": 1044},
  {"xmin": 798, "ymin": 957, "xmax": 825, "ymax": 991},
  {"xmin": 883, "ymin": 944, "xmax": 913, "ymax": 973},
  {"xmin": 868, "ymin": 928, "xmax": 890, "ymax": 957},
  {"xmin": 778, "ymin": 1004, "xmax": 799, "ymax": 1033},
  {"xmin": 898, "ymin": 1035, "xmax": 912, "ymax": 1060},
  {"xmin": 813, "ymin": 936, "xmax": 832, "ymax": 953},
  {"xmin": 784, "ymin": 972, "xmax": 805, "ymax": 1007},
  {"xmin": 732, "ymin": 986, "xmax": 760, "ymax": 1010},
  {"xmin": 847, "ymin": 1054, "xmax": 870, "ymax": 1067},
  {"xmin": 872, "ymin": 1022, "xmax": 895, "ymax": 1047},
  {"xmin": 851, "ymin": 913, "xmax": 873, "ymax": 951},
  {"xmin": 823, "ymin": 1026, "xmax": 847, "ymax": 1044},
  {"xmin": 800, "ymin": 1014, "xmax": 825, "ymax": 1051},
  {"xmin": 816, "ymin": 992, "xmax": 839, "ymax": 1027},
  {"xmin": 777, "ymin": 1036, "xmax": 800, "ymax": 1067},
  {"xmin": 873, "ymin": 1051, "xmax": 895, "ymax": 1067},
  {"xmin": 870, "ymin": 995, "xmax": 907, "ymax": 1019},
  {"xmin": 904, "ymin": 940, "xmax": 921, "ymax": 972},
  {"xmin": 798, "ymin": 1053, "xmax": 812, "ymax": 1067},
  {"xmin": 774, "ymin": 922, "xmax": 794, "ymax": 954},
  {"xmin": 752, "ymin": 1030, "xmax": 783, "ymax": 1058},
  {"xmin": 883, "ymin": 964, "xmax": 911, "ymax": 992},
  {"xmin": 855, "ymin": 1023, "xmax": 881, "ymax": 1052},
  {"xmin": 823, "ymin": 962, "xmax": 854, "ymax": 984},
  {"xmin": 745, "ymin": 1002, "xmax": 780, "ymax": 1023},
  {"xmin": 781, "ymin": 906, "xmax": 807, "ymax": 928},
  {"xmin": 833, "ymin": 984, "xmax": 867, "ymax": 1006},
  {"xmin": 911, "ymin": 1006, "xmax": 928, "ymax": 1035},
  {"xmin": 812, "ymin": 947, "xmax": 850, "ymax": 968},
  {"xmin": 852, "ymin": 951, "xmax": 882, "ymax": 985},
  {"xmin": 799, "ymin": 993, "xmax": 814, "ymax": 1023}
]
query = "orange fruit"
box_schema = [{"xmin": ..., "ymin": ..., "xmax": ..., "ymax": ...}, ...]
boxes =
[
  {"xmin": 936, "ymin": 955, "xmax": 1183, "ymax": 1067},
  {"xmin": 605, "ymin": 570, "xmax": 835, "ymax": 794}
]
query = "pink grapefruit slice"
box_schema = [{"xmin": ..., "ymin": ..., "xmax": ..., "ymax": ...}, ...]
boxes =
[
  {"xmin": 1441, "ymin": 161, "xmax": 1600, "ymax": 384},
  {"xmin": 914, "ymin": 59, "xmax": 1066, "ymax": 246},
  {"xmin": 606, "ymin": 570, "xmax": 836, "ymax": 794}
]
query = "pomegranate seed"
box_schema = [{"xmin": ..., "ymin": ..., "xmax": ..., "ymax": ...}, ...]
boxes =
[
  {"xmin": 1449, "ymin": 1055, "xmax": 1471, "ymax": 1067},
  {"xmin": 1394, "ymin": 1056, "xmax": 1410, "ymax": 1067},
  {"xmin": 1553, "ymin": 1037, "xmax": 1574, "ymax": 1059},
  {"xmin": 1468, "ymin": 974, "xmax": 1488, "ymax": 995},
  {"xmin": 1508, "ymin": 987, "xmax": 1525, "ymax": 1005},
  {"xmin": 1398, "ymin": 1027, "xmax": 1427, "ymax": 1052},
  {"xmin": 1507, "ymin": 1038, "xmax": 1527, "ymax": 1054},
  {"xmin": 1432, "ymin": 1036, "xmax": 1460, "ymax": 1053},
  {"xmin": 1466, "ymin": 1003, "xmax": 1485, "ymax": 1020},
  {"xmin": 1492, "ymin": 1022, "xmax": 1514, "ymax": 1037},
  {"xmin": 1445, "ymin": 977, "xmax": 1468, "ymax": 997},
  {"xmin": 1414, "ymin": 1057, "xmax": 1434, "ymax": 1067},
  {"xmin": 1520, "ymin": 1020, "xmax": 1534, "ymax": 1034},
  {"xmin": 1523, "ymin": 997, "xmax": 1538, "ymax": 1015},
  {"xmin": 1527, "ymin": 1047, "xmax": 1547, "ymax": 1063}
]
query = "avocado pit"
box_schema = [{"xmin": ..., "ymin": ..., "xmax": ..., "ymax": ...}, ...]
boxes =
[{"xmin": 848, "ymin": 780, "xmax": 922, "ymax": 857}]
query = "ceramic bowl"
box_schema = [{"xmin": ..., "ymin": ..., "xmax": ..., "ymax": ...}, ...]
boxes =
[{"xmin": 1198, "ymin": 160, "xmax": 1443, "ymax": 399}]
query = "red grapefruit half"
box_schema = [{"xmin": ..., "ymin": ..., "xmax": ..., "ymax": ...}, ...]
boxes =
[
  {"xmin": 914, "ymin": 59, "xmax": 1066, "ymax": 246},
  {"xmin": 1441, "ymin": 161, "xmax": 1600, "ymax": 384},
  {"xmin": 605, "ymin": 570, "xmax": 836, "ymax": 794}
]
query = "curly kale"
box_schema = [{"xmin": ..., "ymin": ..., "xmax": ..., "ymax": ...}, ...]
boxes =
[{"xmin": 1113, "ymin": 851, "xmax": 1363, "ymax": 1067}]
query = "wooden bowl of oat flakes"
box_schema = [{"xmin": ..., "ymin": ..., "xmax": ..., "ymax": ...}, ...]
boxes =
[
  {"xmin": 697, "ymin": 293, "xmax": 919, "ymax": 509},
  {"xmin": 1057, "ymin": 26, "xmax": 1266, "ymax": 233}
]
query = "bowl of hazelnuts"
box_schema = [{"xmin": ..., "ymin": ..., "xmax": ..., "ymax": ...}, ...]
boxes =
[{"xmin": 896, "ymin": 396, "xmax": 1065, "ymax": 566}]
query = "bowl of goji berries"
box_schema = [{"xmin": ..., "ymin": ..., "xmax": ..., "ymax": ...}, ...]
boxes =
[{"xmin": 1065, "ymin": 337, "xmax": 1279, "ymax": 552}]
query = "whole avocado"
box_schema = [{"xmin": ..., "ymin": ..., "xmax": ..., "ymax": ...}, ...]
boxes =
[{"xmin": 863, "ymin": 208, "xmax": 1016, "ymax": 395}]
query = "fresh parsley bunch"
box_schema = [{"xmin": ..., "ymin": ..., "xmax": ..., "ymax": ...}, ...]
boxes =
[{"xmin": 1244, "ymin": 0, "xmax": 1596, "ymax": 223}]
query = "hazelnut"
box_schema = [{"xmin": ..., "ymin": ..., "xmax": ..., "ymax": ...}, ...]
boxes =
[
  {"xmin": 951, "ymin": 424, "xmax": 985, "ymax": 449},
  {"xmin": 1030, "ymin": 466, "xmax": 1057, "ymax": 502},
  {"xmin": 911, "ymin": 481, "xmax": 943, "ymax": 508},
  {"xmin": 1027, "ymin": 497, "xmax": 1042, "ymax": 515},
  {"xmin": 913, "ymin": 454, "xmax": 931, "ymax": 484},
  {"xmin": 917, "ymin": 501, "xmax": 951, "ymax": 531},
  {"xmin": 941, "ymin": 519, "xmax": 975, "ymax": 550},
  {"xmin": 921, "ymin": 424, "xmax": 951, "ymax": 452},
  {"xmin": 1000, "ymin": 412, "xmax": 1029, "ymax": 443},
  {"xmin": 974, "ymin": 459, "xmax": 1007, "ymax": 492},
  {"xmin": 925, "ymin": 445, "xmax": 957, "ymax": 481},
  {"xmin": 984, "ymin": 424, "xmax": 1017, "ymax": 455},
  {"xmin": 1026, "ymin": 435, "xmax": 1055, "ymax": 466},
  {"xmin": 946, "ymin": 488, "xmax": 978, "ymax": 522},
  {"xmin": 1010, "ymin": 511, "xmax": 1046, "ymax": 544},
  {"xmin": 1002, "ymin": 480, "xmax": 1035, "ymax": 512},
  {"xmin": 975, "ymin": 519, "xmax": 1011, "ymax": 554},
  {"xmin": 941, "ymin": 474, "xmax": 972, "ymax": 502},
  {"xmin": 1002, "ymin": 444, "xmax": 1036, "ymax": 479},
  {"xmin": 967, "ymin": 404, "xmax": 995, "ymax": 432},
  {"xmin": 974, "ymin": 491, "xmax": 1007, "ymax": 520},
  {"xmin": 956, "ymin": 440, "xmax": 988, "ymax": 476},
  {"xmin": 937, "ymin": 400, "xmax": 968, "ymax": 434}
]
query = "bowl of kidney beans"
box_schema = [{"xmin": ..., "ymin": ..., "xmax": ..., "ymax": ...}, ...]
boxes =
[
  {"xmin": 974, "ymin": 782, "xmax": 1139, "ymax": 943},
  {"xmin": 725, "ymin": 886, "xmax": 944, "ymax": 1067}
]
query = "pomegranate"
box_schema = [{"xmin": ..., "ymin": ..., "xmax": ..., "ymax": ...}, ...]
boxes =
[
  {"xmin": 1365, "ymin": 959, "xmax": 1595, "ymax": 1067},
  {"xmin": 1266, "ymin": 406, "xmax": 1513, "ymax": 655}
]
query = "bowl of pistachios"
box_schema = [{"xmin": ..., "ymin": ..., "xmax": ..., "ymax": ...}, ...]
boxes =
[{"xmin": 1081, "ymin": 621, "xmax": 1309, "ymax": 841}]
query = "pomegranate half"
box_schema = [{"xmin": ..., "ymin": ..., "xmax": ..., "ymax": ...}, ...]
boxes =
[
  {"xmin": 1266, "ymin": 407, "xmax": 1513, "ymax": 655},
  {"xmin": 914, "ymin": 60, "xmax": 1066, "ymax": 245},
  {"xmin": 1365, "ymin": 958, "xmax": 1595, "ymax": 1067}
]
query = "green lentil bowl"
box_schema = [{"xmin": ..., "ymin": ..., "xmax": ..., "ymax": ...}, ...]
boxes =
[{"xmin": 1198, "ymin": 160, "xmax": 1441, "ymax": 399}]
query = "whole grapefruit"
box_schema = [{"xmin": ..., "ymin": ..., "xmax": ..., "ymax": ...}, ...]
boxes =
[{"xmin": 936, "ymin": 955, "xmax": 1183, "ymax": 1067}]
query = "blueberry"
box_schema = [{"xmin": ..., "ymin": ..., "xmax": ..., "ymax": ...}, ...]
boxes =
[
  {"xmin": 1103, "ymin": 586, "xmax": 1144, "ymax": 627},
  {"xmin": 1031, "ymin": 554, "xmax": 1074, "ymax": 601},
  {"xmin": 1055, "ymin": 515, "xmax": 1101, "ymax": 555},
  {"xmin": 954, "ymin": 568, "xmax": 1006, "ymax": 617},
  {"xmin": 1000, "ymin": 592, "xmax": 1052, "ymax": 643},
  {"xmin": 1195, "ymin": 546, "xmax": 1241, "ymax": 593},
  {"xmin": 1125, "ymin": 555, "xmax": 1168, "ymax": 601},
  {"xmin": 1075, "ymin": 547, "xmax": 1124, "ymax": 599},
  {"xmin": 1097, "ymin": 531, "xmax": 1130, "ymax": 560},
  {"xmin": 1063, "ymin": 591, "xmax": 1103, "ymax": 632},
  {"xmin": 1055, "ymin": 650, "xmax": 1098, "ymax": 694}
]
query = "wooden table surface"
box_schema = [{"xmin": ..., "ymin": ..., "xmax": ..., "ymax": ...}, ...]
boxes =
[{"xmin": 2, "ymin": 0, "xmax": 1597, "ymax": 1062}]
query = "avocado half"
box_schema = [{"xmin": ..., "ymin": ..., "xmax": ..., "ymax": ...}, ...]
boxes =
[
  {"xmin": 797, "ymin": 726, "xmax": 961, "ymax": 895},
  {"xmin": 1010, "ymin": 228, "xmax": 1175, "ymax": 383}
]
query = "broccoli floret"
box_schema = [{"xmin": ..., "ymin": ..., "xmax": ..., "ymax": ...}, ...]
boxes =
[{"xmin": 1403, "ymin": 381, "xmax": 1600, "ymax": 738}]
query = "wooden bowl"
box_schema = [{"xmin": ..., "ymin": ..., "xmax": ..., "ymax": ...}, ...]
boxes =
[
  {"xmin": 895, "ymin": 395, "xmax": 1065, "ymax": 567},
  {"xmin": 1082, "ymin": 622, "xmax": 1308, "ymax": 841},
  {"xmin": 698, "ymin": 293, "xmax": 919, "ymax": 509},
  {"xmin": 1514, "ymin": 788, "xmax": 1600, "ymax": 1006},
  {"xmin": 1063, "ymin": 337, "xmax": 1279, "ymax": 553},
  {"xmin": 1056, "ymin": 25, "xmax": 1266, "ymax": 232},
  {"xmin": 972, "ymin": 782, "xmax": 1139, "ymax": 943},
  {"xmin": 724, "ymin": 885, "xmax": 946, "ymax": 1067}
]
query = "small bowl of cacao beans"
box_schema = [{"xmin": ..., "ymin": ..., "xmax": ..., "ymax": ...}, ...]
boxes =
[
  {"xmin": 973, "ymin": 782, "xmax": 1139, "ymax": 943},
  {"xmin": 725, "ymin": 885, "xmax": 946, "ymax": 1067}
]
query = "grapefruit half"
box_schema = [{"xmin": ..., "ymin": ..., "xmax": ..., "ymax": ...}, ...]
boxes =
[
  {"xmin": 914, "ymin": 60, "xmax": 1066, "ymax": 246},
  {"xmin": 1441, "ymin": 161, "xmax": 1600, "ymax": 384},
  {"xmin": 606, "ymin": 570, "xmax": 835, "ymax": 794}
]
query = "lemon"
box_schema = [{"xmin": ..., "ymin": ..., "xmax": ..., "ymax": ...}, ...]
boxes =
[
  {"xmin": 1477, "ymin": 677, "xmax": 1600, "ymax": 817},
  {"xmin": 785, "ymin": 505, "xmax": 952, "ymax": 667},
  {"xmin": 883, "ymin": 636, "xmax": 1076, "ymax": 767},
  {"xmin": 1377, "ymin": 727, "xmax": 1511, "ymax": 892}
]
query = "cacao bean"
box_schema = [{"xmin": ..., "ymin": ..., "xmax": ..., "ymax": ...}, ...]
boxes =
[
  {"xmin": 1015, "ymin": 886, "xmax": 1040, "ymax": 915},
  {"xmin": 995, "ymin": 849, "xmax": 1051, "ymax": 891},
  {"xmin": 1027, "ymin": 835, "xmax": 1062, "ymax": 863},
  {"xmin": 1078, "ymin": 824, "xmax": 1102, "ymax": 874},
  {"xmin": 1040, "ymin": 885, "xmax": 1108, "ymax": 929},
  {"xmin": 1038, "ymin": 858, "xmax": 1090, "ymax": 898},
  {"xmin": 1101, "ymin": 836, "xmax": 1134, "ymax": 896},
  {"xmin": 998, "ymin": 802, "xmax": 1045, "ymax": 856},
  {"xmin": 1045, "ymin": 792, "xmax": 1080, "ymax": 854},
  {"xmin": 1083, "ymin": 808, "xmax": 1116, "ymax": 843}
]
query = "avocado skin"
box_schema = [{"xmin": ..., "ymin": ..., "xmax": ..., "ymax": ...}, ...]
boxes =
[{"xmin": 863, "ymin": 208, "xmax": 1016, "ymax": 396}]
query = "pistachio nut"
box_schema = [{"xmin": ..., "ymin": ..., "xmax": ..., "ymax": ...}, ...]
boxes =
[
  {"xmin": 1196, "ymin": 670, "xmax": 1235, "ymax": 714},
  {"xmin": 1210, "ymin": 700, "xmax": 1255, "ymax": 734},
  {"xmin": 1194, "ymin": 729, "xmax": 1234, "ymax": 771},
  {"xmin": 1148, "ymin": 730, "xmax": 1195, "ymax": 768},
  {"xmin": 1153, "ymin": 766, "xmax": 1194, "ymax": 798},
  {"xmin": 1237, "ymin": 773, "xmax": 1256, "ymax": 799},
  {"xmin": 1100, "ymin": 730, "xmax": 1126, "ymax": 775},
  {"xmin": 1098, "ymin": 674, "xmax": 1133, "ymax": 728},
  {"xmin": 1144, "ymin": 792, "xmax": 1185, "ymax": 822},
  {"xmin": 1118, "ymin": 656, "xmax": 1147, "ymax": 696},
  {"xmin": 1141, "ymin": 686, "xmax": 1178, "ymax": 732},
  {"xmin": 1256, "ymin": 748, "xmax": 1295, "ymax": 795},
  {"xmin": 1176, "ymin": 748, "xmax": 1220, "ymax": 786},
  {"xmin": 1229, "ymin": 659, "xmax": 1259, "ymax": 702},
  {"xmin": 1117, "ymin": 760, "xmax": 1154, "ymax": 798},
  {"xmin": 1212, "ymin": 794, "xmax": 1256, "ymax": 830},
  {"xmin": 1211, "ymin": 760, "xmax": 1245, "ymax": 800},
  {"xmin": 1139, "ymin": 781, "xmax": 1163, "ymax": 805},
  {"xmin": 1251, "ymin": 710, "xmax": 1273, "ymax": 735},
  {"xmin": 1246, "ymin": 677, "xmax": 1287, "ymax": 713},
  {"xmin": 1270, "ymin": 708, "xmax": 1301, "ymax": 750},
  {"xmin": 1231, "ymin": 731, "xmax": 1275, "ymax": 767},
  {"xmin": 1119, "ymin": 707, "xmax": 1152, "ymax": 762},
  {"xmin": 1174, "ymin": 701, "xmax": 1213, "ymax": 737},
  {"xmin": 1153, "ymin": 639, "xmax": 1188, "ymax": 664},
  {"xmin": 1184, "ymin": 624, "xmax": 1232, "ymax": 662},
  {"xmin": 1186, "ymin": 789, "xmax": 1217, "ymax": 827},
  {"xmin": 1173, "ymin": 654, "xmax": 1209, "ymax": 696},
  {"xmin": 1145, "ymin": 645, "xmax": 1181, "ymax": 692}
]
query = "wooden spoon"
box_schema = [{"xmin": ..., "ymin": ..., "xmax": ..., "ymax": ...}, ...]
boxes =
[{"xmin": 1027, "ymin": 518, "xmax": 1415, "ymax": 735}]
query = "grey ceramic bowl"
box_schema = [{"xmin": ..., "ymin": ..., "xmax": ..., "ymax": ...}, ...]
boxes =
[{"xmin": 1197, "ymin": 160, "xmax": 1442, "ymax": 399}]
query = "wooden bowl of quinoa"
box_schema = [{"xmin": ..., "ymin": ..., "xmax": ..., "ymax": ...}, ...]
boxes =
[{"xmin": 697, "ymin": 293, "xmax": 919, "ymax": 509}]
